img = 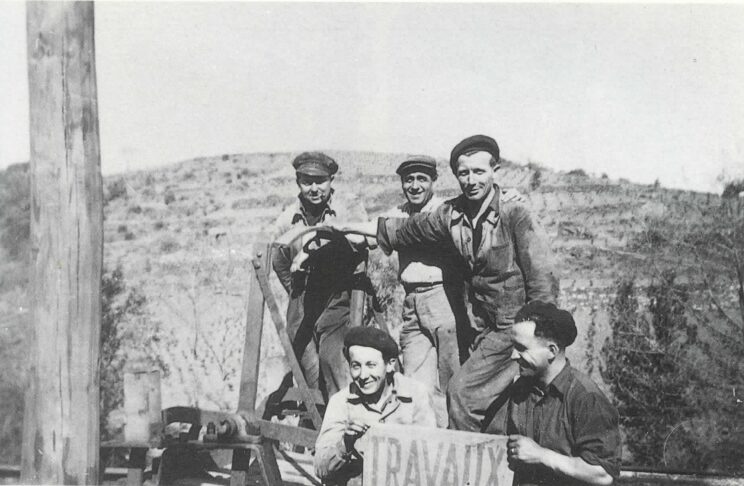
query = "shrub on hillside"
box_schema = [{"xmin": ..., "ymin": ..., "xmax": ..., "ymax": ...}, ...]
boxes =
[
  {"xmin": 106, "ymin": 178, "xmax": 128, "ymax": 203},
  {"xmin": 529, "ymin": 169, "xmax": 542, "ymax": 191},
  {"xmin": 0, "ymin": 164, "xmax": 30, "ymax": 260},
  {"xmin": 722, "ymin": 179, "xmax": 744, "ymax": 199},
  {"xmin": 567, "ymin": 168, "xmax": 588, "ymax": 178},
  {"xmin": 160, "ymin": 236, "xmax": 180, "ymax": 253},
  {"xmin": 164, "ymin": 190, "xmax": 176, "ymax": 205},
  {"xmin": 605, "ymin": 206, "xmax": 744, "ymax": 473}
]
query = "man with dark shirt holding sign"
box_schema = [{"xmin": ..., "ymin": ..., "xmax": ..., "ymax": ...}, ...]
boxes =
[{"xmin": 487, "ymin": 301, "xmax": 621, "ymax": 485}]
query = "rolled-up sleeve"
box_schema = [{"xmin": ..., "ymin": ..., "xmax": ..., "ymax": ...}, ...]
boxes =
[
  {"xmin": 271, "ymin": 244, "xmax": 293, "ymax": 293},
  {"xmin": 314, "ymin": 393, "xmax": 358, "ymax": 480},
  {"xmin": 572, "ymin": 393, "xmax": 622, "ymax": 479},
  {"xmin": 376, "ymin": 205, "xmax": 451, "ymax": 255},
  {"xmin": 510, "ymin": 203, "xmax": 559, "ymax": 303}
]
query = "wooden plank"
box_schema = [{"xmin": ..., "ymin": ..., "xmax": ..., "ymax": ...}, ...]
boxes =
[
  {"xmin": 238, "ymin": 244, "xmax": 270, "ymax": 411},
  {"xmin": 233, "ymin": 245, "xmax": 268, "ymax": 486},
  {"xmin": 22, "ymin": 2, "xmax": 103, "ymax": 484},
  {"xmin": 255, "ymin": 262, "xmax": 324, "ymax": 430},
  {"xmin": 253, "ymin": 419, "xmax": 319, "ymax": 450},
  {"xmin": 362, "ymin": 425, "xmax": 513, "ymax": 486}
]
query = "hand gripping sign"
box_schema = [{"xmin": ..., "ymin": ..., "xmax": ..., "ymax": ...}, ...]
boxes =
[{"xmin": 362, "ymin": 424, "xmax": 513, "ymax": 486}]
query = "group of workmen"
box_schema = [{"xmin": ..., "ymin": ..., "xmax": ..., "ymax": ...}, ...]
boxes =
[{"xmin": 267, "ymin": 135, "xmax": 621, "ymax": 486}]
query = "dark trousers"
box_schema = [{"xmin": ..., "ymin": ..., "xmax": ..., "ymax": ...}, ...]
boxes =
[
  {"xmin": 447, "ymin": 327, "xmax": 519, "ymax": 431},
  {"xmin": 287, "ymin": 287, "xmax": 353, "ymax": 400}
]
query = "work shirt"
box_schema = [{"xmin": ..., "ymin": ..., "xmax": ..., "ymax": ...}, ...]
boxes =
[
  {"xmin": 268, "ymin": 191, "xmax": 372, "ymax": 297},
  {"xmin": 382, "ymin": 195, "xmax": 461, "ymax": 287},
  {"xmin": 314, "ymin": 372, "xmax": 438, "ymax": 485},
  {"xmin": 377, "ymin": 185, "xmax": 557, "ymax": 330},
  {"xmin": 505, "ymin": 363, "xmax": 621, "ymax": 486}
]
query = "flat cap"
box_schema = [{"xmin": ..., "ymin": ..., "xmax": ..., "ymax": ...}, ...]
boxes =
[
  {"xmin": 449, "ymin": 134, "xmax": 500, "ymax": 173},
  {"xmin": 344, "ymin": 326, "xmax": 399, "ymax": 361},
  {"xmin": 396, "ymin": 155, "xmax": 438, "ymax": 178},
  {"xmin": 515, "ymin": 301, "xmax": 577, "ymax": 348},
  {"xmin": 292, "ymin": 152, "xmax": 338, "ymax": 177}
]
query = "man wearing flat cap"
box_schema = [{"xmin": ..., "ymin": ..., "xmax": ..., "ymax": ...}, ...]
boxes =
[
  {"xmin": 267, "ymin": 152, "xmax": 373, "ymax": 400},
  {"xmin": 378, "ymin": 155, "xmax": 468, "ymax": 426},
  {"xmin": 314, "ymin": 326, "xmax": 437, "ymax": 486},
  {"xmin": 332, "ymin": 135, "xmax": 558, "ymax": 431},
  {"xmin": 483, "ymin": 301, "xmax": 621, "ymax": 486}
]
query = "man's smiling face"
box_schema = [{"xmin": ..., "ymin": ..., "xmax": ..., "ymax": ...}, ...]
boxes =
[
  {"xmin": 401, "ymin": 171, "xmax": 435, "ymax": 208},
  {"xmin": 348, "ymin": 345, "xmax": 395, "ymax": 395}
]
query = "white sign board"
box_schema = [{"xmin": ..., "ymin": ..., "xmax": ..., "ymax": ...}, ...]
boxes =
[{"xmin": 362, "ymin": 424, "xmax": 514, "ymax": 486}]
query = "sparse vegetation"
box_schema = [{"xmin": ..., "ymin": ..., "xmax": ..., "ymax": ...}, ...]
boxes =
[
  {"xmin": 722, "ymin": 178, "xmax": 744, "ymax": 199},
  {"xmin": 529, "ymin": 169, "xmax": 542, "ymax": 191},
  {"xmin": 164, "ymin": 190, "xmax": 176, "ymax": 205},
  {"xmin": 567, "ymin": 168, "xmax": 588, "ymax": 178},
  {"xmin": 160, "ymin": 236, "xmax": 180, "ymax": 253},
  {"xmin": 106, "ymin": 178, "xmax": 128, "ymax": 203},
  {"xmin": 0, "ymin": 163, "xmax": 30, "ymax": 260},
  {"xmin": 603, "ymin": 203, "xmax": 744, "ymax": 473}
]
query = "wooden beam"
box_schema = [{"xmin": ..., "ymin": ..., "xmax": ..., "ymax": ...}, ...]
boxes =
[
  {"xmin": 237, "ymin": 244, "xmax": 270, "ymax": 411},
  {"xmin": 21, "ymin": 2, "xmax": 103, "ymax": 484}
]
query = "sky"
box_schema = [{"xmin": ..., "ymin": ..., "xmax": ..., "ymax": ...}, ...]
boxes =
[{"xmin": 1, "ymin": 2, "xmax": 743, "ymax": 193}]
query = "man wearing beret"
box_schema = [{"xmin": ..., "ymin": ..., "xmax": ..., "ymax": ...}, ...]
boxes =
[
  {"xmin": 484, "ymin": 301, "xmax": 621, "ymax": 486},
  {"xmin": 267, "ymin": 152, "xmax": 373, "ymax": 400},
  {"xmin": 314, "ymin": 326, "xmax": 437, "ymax": 486},
  {"xmin": 380, "ymin": 155, "xmax": 468, "ymax": 426},
  {"xmin": 331, "ymin": 135, "xmax": 558, "ymax": 431}
]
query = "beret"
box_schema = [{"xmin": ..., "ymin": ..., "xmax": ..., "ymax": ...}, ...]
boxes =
[
  {"xmin": 344, "ymin": 326, "xmax": 399, "ymax": 361},
  {"xmin": 449, "ymin": 134, "xmax": 500, "ymax": 173},
  {"xmin": 396, "ymin": 155, "xmax": 438, "ymax": 178},
  {"xmin": 515, "ymin": 301, "xmax": 577, "ymax": 348},
  {"xmin": 292, "ymin": 152, "xmax": 338, "ymax": 177}
]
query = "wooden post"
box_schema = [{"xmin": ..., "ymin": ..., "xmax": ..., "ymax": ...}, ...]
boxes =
[
  {"xmin": 231, "ymin": 244, "xmax": 269, "ymax": 486},
  {"xmin": 21, "ymin": 2, "xmax": 103, "ymax": 484}
]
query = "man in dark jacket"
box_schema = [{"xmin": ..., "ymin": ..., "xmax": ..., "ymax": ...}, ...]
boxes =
[{"xmin": 337, "ymin": 135, "xmax": 558, "ymax": 430}]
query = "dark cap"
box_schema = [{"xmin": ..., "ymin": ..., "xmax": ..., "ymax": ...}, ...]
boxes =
[
  {"xmin": 292, "ymin": 152, "xmax": 338, "ymax": 177},
  {"xmin": 449, "ymin": 134, "xmax": 500, "ymax": 173},
  {"xmin": 396, "ymin": 155, "xmax": 438, "ymax": 179},
  {"xmin": 344, "ymin": 326, "xmax": 399, "ymax": 361},
  {"xmin": 515, "ymin": 301, "xmax": 577, "ymax": 348}
]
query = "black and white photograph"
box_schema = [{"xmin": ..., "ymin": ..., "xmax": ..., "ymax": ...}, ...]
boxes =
[{"xmin": 1, "ymin": 2, "xmax": 743, "ymax": 485}]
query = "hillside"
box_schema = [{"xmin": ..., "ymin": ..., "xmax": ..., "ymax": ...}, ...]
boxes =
[
  {"xmin": 91, "ymin": 151, "xmax": 730, "ymax": 407},
  {"xmin": 0, "ymin": 151, "xmax": 735, "ymax": 414}
]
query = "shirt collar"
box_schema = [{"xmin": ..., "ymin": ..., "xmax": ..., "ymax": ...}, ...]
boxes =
[
  {"xmin": 291, "ymin": 189, "xmax": 337, "ymax": 224},
  {"xmin": 346, "ymin": 372, "xmax": 413, "ymax": 405},
  {"xmin": 546, "ymin": 361, "xmax": 572, "ymax": 398},
  {"xmin": 450, "ymin": 184, "xmax": 501, "ymax": 224},
  {"xmin": 514, "ymin": 361, "xmax": 572, "ymax": 399}
]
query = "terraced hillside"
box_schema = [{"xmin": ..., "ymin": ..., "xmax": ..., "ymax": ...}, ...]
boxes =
[
  {"xmin": 91, "ymin": 151, "xmax": 736, "ymax": 410},
  {"xmin": 1, "ymin": 151, "xmax": 738, "ymax": 416}
]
